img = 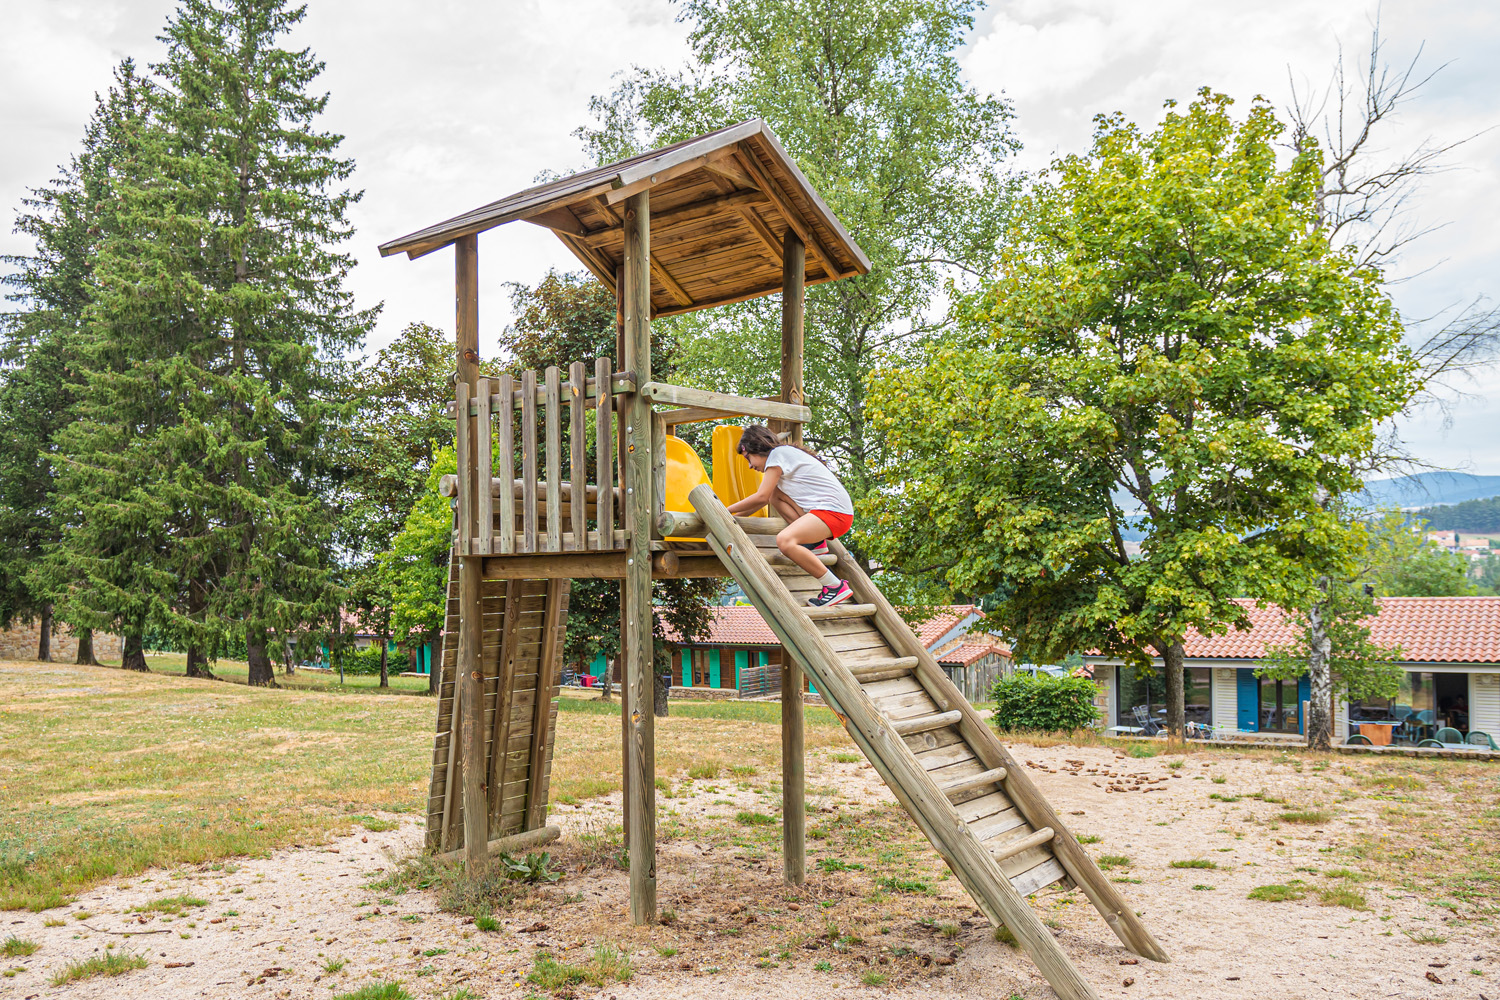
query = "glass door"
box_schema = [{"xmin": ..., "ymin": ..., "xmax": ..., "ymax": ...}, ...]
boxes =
[{"xmin": 1258, "ymin": 677, "xmax": 1300, "ymax": 733}]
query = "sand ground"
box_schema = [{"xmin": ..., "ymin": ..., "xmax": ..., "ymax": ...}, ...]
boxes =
[{"xmin": 5, "ymin": 743, "xmax": 1496, "ymax": 1000}]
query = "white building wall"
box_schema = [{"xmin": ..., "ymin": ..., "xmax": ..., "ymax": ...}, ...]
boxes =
[
  {"xmin": 1212, "ymin": 667, "xmax": 1238, "ymax": 732},
  {"xmin": 1472, "ymin": 672, "xmax": 1500, "ymax": 736},
  {"xmin": 1093, "ymin": 665, "xmax": 1113, "ymax": 728}
]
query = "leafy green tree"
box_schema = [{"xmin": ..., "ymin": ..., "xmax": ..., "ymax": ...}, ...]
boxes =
[
  {"xmin": 47, "ymin": 0, "xmax": 374, "ymax": 683},
  {"xmin": 380, "ymin": 447, "xmax": 456, "ymax": 671},
  {"xmin": 1363, "ymin": 510, "xmax": 1476, "ymax": 597},
  {"xmin": 575, "ymin": 0, "xmax": 1017, "ymax": 564},
  {"xmin": 864, "ymin": 91, "xmax": 1417, "ymax": 739}
]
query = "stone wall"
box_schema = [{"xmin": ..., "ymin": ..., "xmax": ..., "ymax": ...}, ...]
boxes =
[{"xmin": 0, "ymin": 623, "xmax": 123, "ymax": 663}]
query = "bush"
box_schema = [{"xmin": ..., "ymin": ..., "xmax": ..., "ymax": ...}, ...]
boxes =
[
  {"xmin": 988, "ymin": 672, "xmax": 1099, "ymax": 732},
  {"xmin": 337, "ymin": 645, "xmax": 388, "ymax": 676}
]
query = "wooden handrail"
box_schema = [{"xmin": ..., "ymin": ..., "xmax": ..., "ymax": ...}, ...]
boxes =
[{"xmin": 641, "ymin": 382, "xmax": 809, "ymax": 424}]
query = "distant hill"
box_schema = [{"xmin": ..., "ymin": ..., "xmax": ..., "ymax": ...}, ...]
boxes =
[
  {"xmin": 1415, "ymin": 496, "xmax": 1500, "ymax": 532},
  {"xmin": 1358, "ymin": 472, "xmax": 1500, "ymax": 510}
]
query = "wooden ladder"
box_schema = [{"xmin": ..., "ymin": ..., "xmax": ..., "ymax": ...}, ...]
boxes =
[{"xmin": 688, "ymin": 484, "xmax": 1167, "ymax": 1000}]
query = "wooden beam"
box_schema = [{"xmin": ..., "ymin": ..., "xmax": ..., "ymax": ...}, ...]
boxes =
[
  {"xmin": 486, "ymin": 581, "xmax": 523, "ymax": 827},
  {"xmin": 641, "ymin": 382, "xmax": 809, "ymax": 424},
  {"xmin": 703, "ymin": 156, "xmax": 757, "ymax": 190},
  {"xmin": 578, "ymin": 190, "xmax": 768, "ymax": 246},
  {"xmin": 433, "ymin": 824, "xmax": 560, "ymax": 863},
  {"xmin": 454, "ymin": 233, "xmax": 488, "ymax": 869},
  {"xmin": 732, "ymin": 150, "xmax": 839, "ymax": 278},
  {"xmin": 605, "ymin": 147, "xmax": 737, "ymax": 205},
  {"xmin": 557, "ymin": 232, "xmax": 619, "ymax": 292},
  {"xmin": 481, "ymin": 551, "xmax": 628, "ymax": 579},
  {"xmin": 656, "ymin": 509, "xmax": 787, "ymax": 537},
  {"xmin": 622, "ymin": 189, "xmax": 657, "ymax": 924},
  {"xmin": 651, "ymin": 256, "xmax": 694, "ymax": 308},
  {"xmin": 778, "ymin": 229, "xmax": 805, "ymax": 449},
  {"xmin": 782, "ymin": 610, "xmax": 806, "ymax": 886},
  {"xmin": 520, "ymin": 205, "xmax": 590, "ymax": 238},
  {"xmin": 651, "ymin": 269, "xmax": 844, "ymax": 319}
]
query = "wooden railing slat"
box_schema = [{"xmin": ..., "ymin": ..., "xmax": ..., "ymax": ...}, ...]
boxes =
[
  {"xmin": 496, "ymin": 373, "xmax": 515, "ymax": 555},
  {"xmin": 521, "ymin": 369, "xmax": 538, "ymax": 554},
  {"xmin": 454, "ymin": 381, "xmax": 471, "ymax": 556},
  {"xmin": 544, "ymin": 366, "xmax": 562, "ymax": 553},
  {"xmin": 568, "ymin": 361, "xmax": 587, "ymax": 552},
  {"xmin": 594, "ymin": 357, "xmax": 613, "ymax": 550},
  {"xmin": 476, "ymin": 376, "xmax": 493, "ymax": 556}
]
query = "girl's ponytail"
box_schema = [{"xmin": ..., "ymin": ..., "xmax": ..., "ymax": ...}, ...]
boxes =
[{"xmin": 736, "ymin": 424, "xmax": 823, "ymax": 464}]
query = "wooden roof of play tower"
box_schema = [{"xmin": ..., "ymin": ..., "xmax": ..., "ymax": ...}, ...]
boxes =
[{"xmin": 378, "ymin": 119, "xmax": 871, "ymax": 317}]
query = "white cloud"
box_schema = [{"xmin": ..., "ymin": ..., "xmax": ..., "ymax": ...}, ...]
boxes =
[{"xmin": 4, "ymin": 0, "xmax": 1497, "ymax": 470}]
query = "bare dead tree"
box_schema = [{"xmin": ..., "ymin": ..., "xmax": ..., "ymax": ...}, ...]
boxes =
[{"xmin": 1287, "ymin": 15, "xmax": 1499, "ymax": 401}]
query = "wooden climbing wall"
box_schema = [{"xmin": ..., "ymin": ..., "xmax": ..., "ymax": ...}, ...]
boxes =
[{"xmin": 424, "ymin": 552, "xmax": 571, "ymax": 854}]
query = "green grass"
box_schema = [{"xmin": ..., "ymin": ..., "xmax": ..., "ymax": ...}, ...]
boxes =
[
  {"xmin": 1076, "ymin": 834, "xmax": 1101, "ymax": 844},
  {"xmin": 2, "ymin": 936, "xmax": 38, "ymax": 957},
  {"xmin": 814, "ymin": 959, "xmax": 833, "ymax": 971},
  {"xmin": 1319, "ymin": 886, "xmax": 1368, "ymax": 909},
  {"xmin": 1169, "ymin": 859, "xmax": 1217, "ymax": 869},
  {"xmin": 330, "ymin": 984, "xmax": 412, "ymax": 1000},
  {"xmin": 735, "ymin": 811, "xmax": 775, "ymax": 826},
  {"xmin": 1096, "ymin": 855, "xmax": 1132, "ymax": 870},
  {"xmin": 1127, "ymin": 745, "xmax": 1158, "ymax": 758},
  {"xmin": 816, "ymin": 858, "xmax": 865, "ymax": 873},
  {"xmin": 1191, "ymin": 884, "xmax": 1215, "ymax": 891},
  {"xmin": 1278, "ymin": 809, "xmax": 1331, "ymax": 824},
  {"xmin": 50, "ymin": 950, "xmax": 148, "ymax": 985},
  {"xmin": 352, "ymin": 815, "xmax": 399, "ymax": 833},
  {"xmin": 1248, "ymin": 884, "xmax": 1306, "ymax": 902},
  {"xmin": 1405, "ymin": 930, "xmax": 1448, "ymax": 944},
  {"xmin": 323, "ymin": 956, "xmax": 348, "ymax": 973},
  {"xmin": 861, "ymin": 970, "xmax": 888, "ymax": 985},
  {"xmin": 876, "ymin": 876, "xmax": 932, "ymax": 895},
  {"xmin": 133, "ymin": 894, "xmax": 207, "ymax": 915},
  {"xmin": 557, "ymin": 695, "xmax": 842, "ymax": 728},
  {"xmin": 527, "ymin": 942, "xmax": 633, "ymax": 991},
  {"xmin": 993, "ymin": 925, "xmax": 1018, "ymax": 947},
  {"xmin": 829, "ymin": 752, "xmax": 863, "ymax": 764},
  {"xmin": 689, "ymin": 761, "xmax": 724, "ymax": 780},
  {"xmin": 474, "ymin": 914, "xmax": 500, "ymax": 932}
]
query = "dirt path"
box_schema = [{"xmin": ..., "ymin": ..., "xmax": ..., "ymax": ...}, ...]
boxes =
[{"xmin": 6, "ymin": 743, "xmax": 1495, "ymax": 999}]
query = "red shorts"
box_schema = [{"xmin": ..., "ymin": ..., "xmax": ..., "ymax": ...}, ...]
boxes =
[{"xmin": 811, "ymin": 509, "xmax": 853, "ymax": 538}]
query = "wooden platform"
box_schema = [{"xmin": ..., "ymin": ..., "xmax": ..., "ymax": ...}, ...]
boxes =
[{"xmin": 424, "ymin": 553, "xmax": 570, "ymax": 854}]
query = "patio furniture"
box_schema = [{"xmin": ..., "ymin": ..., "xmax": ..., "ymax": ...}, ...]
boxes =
[
  {"xmin": 1467, "ymin": 731, "xmax": 1498, "ymax": 750},
  {"xmin": 1433, "ymin": 727, "xmax": 1465, "ymax": 746},
  {"xmin": 1351, "ymin": 721, "xmax": 1398, "ymax": 746},
  {"xmin": 1132, "ymin": 705, "xmax": 1162, "ymax": 736},
  {"xmin": 1344, "ymin": 734, "xmax": 1373, "ymax": 746},
  {"xmin": 1417, "ymin": 739, "xmax": 1444, "ymax": 749}
]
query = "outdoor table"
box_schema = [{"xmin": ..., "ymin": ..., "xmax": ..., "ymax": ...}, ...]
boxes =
[{"xmin": 1353, "ymin": 721, "xmax": 1398, "ymax": 746}]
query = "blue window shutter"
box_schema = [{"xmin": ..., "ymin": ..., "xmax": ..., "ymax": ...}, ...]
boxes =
[
  {"xmin": 710, "ymin": 650, "xmax": 721, "ymax": 688},
  {"xmin": 735, "ymin": 650, "xmax": 748, "ymax": 688},
  {"xmin": 1297, "ymin": 674, "xmax": 1311, "ymax": 734},
  {"xmin": 682, "ymin": 649, "xmax": 691, "ymax": 687},
  {"xmin": 1237, "ymin": 669, "xmax": 1258, "ymax": 731}
]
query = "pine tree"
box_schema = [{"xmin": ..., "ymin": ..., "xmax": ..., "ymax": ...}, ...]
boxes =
[
  {"xmin": 49, "ymin": 0, "xmax": 375, "ymax": 683},
  {"xmin": 2, "ymin": 61, "xmax": 153, "ymax": 666}
]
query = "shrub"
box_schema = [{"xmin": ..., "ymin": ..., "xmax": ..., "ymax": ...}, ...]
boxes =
[
  {"xmin": 988, "ymin": 672, "xmax": 1099, "ymax": 732},
  {"xmin": 338, "ymin": 646, "xmax": 388, "ymax": 676}
]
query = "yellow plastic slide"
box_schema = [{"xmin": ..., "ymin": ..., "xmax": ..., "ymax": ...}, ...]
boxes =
[{"xmin": 661, "ymin": 425, "xmax": 764, "ymax": 542}]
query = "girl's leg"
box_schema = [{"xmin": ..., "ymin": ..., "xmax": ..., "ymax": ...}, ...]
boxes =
[
  {"xmin": 776, "ymin": 511, "xmax": 835, "ymax": 579},
  {"xmin": 768, "ymin": 487, "xmax": 806, "ymax": 526}
]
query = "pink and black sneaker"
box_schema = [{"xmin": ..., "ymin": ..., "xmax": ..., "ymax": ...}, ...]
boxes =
[
  {"xmin": 808, "ymin": 580, "xmax": 853, "ymax": 608},
  {"xmin": 803, "ymin": 540, "xmax": 830, "ymax": 556}
]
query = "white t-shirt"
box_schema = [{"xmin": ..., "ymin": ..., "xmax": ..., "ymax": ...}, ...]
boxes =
[{"xmin": 765, "ymin": 446, "xmax": 853, "ymax": 516}]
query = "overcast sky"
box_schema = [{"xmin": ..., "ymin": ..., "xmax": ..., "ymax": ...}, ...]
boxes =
[{"xmin": 4, "ymin": 0, "xmax": 1497, "ymax": 474}]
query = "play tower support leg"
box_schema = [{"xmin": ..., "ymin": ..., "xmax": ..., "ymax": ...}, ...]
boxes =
[
  {"xmin": 778, "ymin": 231, "xmax": 806, "ymax": 886},
  {"xmin": 455, "ymin": 233, "xmax": 488, "ymax": 870},
  {"xmin": 622, "ymin": 191, "xmax": 657, "ymax": 924}
]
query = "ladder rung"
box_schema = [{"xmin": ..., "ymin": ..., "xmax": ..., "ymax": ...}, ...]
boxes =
[
  {"xmin": 803, "ymin": 603, "xmax": 876, "ymax": 621},
  {"xmin": 989, "ymin": 825, "xmax": 1055, "ymax": 862},
  {"xmin": 765, "ymin": 551, "xmax": 838, "ymax": 568},
  {"xmin": 890, "ymin": 709, "xmax": 962, "ymax": 736},
  {"xmin": 847, "ymin": 657, "xmax": 918, "ymax": 682},
  {"xmin": 940, "ymin": 766, "xmax": 1008, "ymax": 798}
]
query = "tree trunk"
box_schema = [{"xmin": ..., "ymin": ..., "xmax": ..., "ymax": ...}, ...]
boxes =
[
  {"xmin": 282, "ymin": 634, "xmax": 296, "ymax": 675},
  {"xmin": 601, "ymin": 657, "xmax": 615, "ymax": 701},
  {"xmin": 75, "ymin": 627, "xmax": 99, "ymax": 666},
  {"xmin": 185, "ymin": 644, "xmax": 214, "ymax": 679},
  {"xmin": 37, "ymin": 603, "xmax": 51, "ymax": 661},
  {"xmin": 379, "ymin": 624, "xmax": 389, "ymax": 689},
  {"xmin": 332, "ymin": 613, "xmax": 343, "ymax": 685},
  {"xmin": 1163, "ymin": 642, "xmax": 1186, "ymax": 742},
  {"xmin": 246, "ymin": 624, "xmax": 274, "ymax": 687},
  {"xmin": 121, "ymin": 630, "xmax": 149, "ymax": 672},
  {"xmin": 653, "ymin": 646, "xmax": 671, "ymax": 718},
  {"xmin": 1306, "ymin": 577, "xmax": 1334, "ymax": 751}
]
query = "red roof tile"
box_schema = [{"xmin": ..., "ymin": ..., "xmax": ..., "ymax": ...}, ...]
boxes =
[
  {"xmin": 937, "ymin": 642, "xmax": 1010, "ymax": 666},
  {"xmin": 1141, "ymin": 597, "xmax": 1500, "ymax": 664}
]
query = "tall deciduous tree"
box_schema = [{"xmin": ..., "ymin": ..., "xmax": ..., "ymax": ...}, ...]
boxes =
[
  {"xmin": 864, "ymin": 91, "xmax": 1417, "ymax": 739},
  {"xmin": 47, "ymin": 0, "xmax": 374, "ymax": 683},
  {"xmin": 575, "ymin": 0, "xmax": 1017, "ymax": 566}
]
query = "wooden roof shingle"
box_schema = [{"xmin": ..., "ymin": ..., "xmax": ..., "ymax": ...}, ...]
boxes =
[{"xmin": 379, "ymin": 119, "xmax": 870, "ymax": 317}]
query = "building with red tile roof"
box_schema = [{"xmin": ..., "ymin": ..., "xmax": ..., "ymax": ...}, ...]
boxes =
[{"xmin": 1082, "ymin": 597, "xmax": 1500, "ymax": 743}]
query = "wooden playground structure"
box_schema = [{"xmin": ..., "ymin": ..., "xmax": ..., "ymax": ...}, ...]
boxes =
[{"xmin": 379, "ymin": 119, "xmax": 1167, "ymax": 1000}]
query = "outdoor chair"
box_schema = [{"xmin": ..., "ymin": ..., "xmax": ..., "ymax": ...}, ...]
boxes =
[
  {"xmin": 1433, "ymin": 726, "xmax": 1465, "ymax": 746},
  {"xmin": 1131, "ymin": 705, "xmax": 1162, "ymax": 736},
  {"xmin": 1468, "ymin": 731, "xmax": 1498, "ymax": 751},
  {"xmin": 1344, "ymin": 734, "xmax": 1373, "ymax": 746},
  {"xmin": 1417, "ymin": 739, "xmax": 1445, "ymax": 749}
]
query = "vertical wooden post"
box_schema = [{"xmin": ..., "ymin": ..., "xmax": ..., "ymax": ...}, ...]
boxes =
[
  {"xmin": 454, "ymin": 233, "xmax": 488, "ymax": 868},
  {"xmin": 779, "ymin": 230, "xmax": 806, "ymax": 885},
  {"xmin": 622, "ymin": 190, "xmax": 656, "ymax": 924}
]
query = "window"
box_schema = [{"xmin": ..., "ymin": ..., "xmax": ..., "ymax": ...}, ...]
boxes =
[
  {"xmin": 1117, "ymin": 666, "xmax": 1212, "ymax": 729},
  {"xmin": 690, "ymin": 649, "xmax": 712, "ymax": 688},
  {"xmin": 1258, "ymin": 676, "xmax": 1300, "ymax": 733},
  {"xmin": 1350, "ymin": 671, "xmax": 1470, "ymax": 736}
]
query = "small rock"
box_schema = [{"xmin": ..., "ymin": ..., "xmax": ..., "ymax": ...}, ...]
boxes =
[
  {"xmin": 521, "ymin": 922, "xmax": 548, "ymax": 933},
  {"xmin": 362, "ymin": 836, "xmax": 368, "ymax": 843},
  {"xmin": 1120, "ymin": 958, "xmax": 1138, "ymax": 965},
  {"xmin": 1429, "ymin": 963, "xmax": 1448, "ymax": 969},
  {"xmin": 788, "ymin": 903, "xmax": 800, "ymax": 911},
  {"xmin": 1123, "ymin": 977, "xmax": 1135, "ymax": 987},
  {"xmin": 935, "ymin": 955, "xmax": 955, "ymax": 966},
  {"xmin": 210, "ymin": 917, "xmax": 224, "ymax": 924},
  {"xmin": 164, "ymin": 961, "xmax": 194, "ymax": 969},
  {"xmin": 1426, "ymin": 971, "xmax": 1443, "ymax": 984}
]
